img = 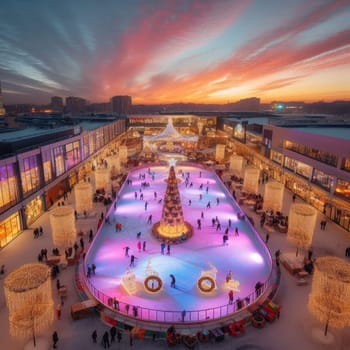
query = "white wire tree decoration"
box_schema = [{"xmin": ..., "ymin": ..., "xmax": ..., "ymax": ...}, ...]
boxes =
[
  {"xmin": 263, "ymin": 181, "xmax": 284, "ymax": 212},
  {"xmin": 308, "ymin": 256, "xmax": 350, "ymax": 336},
  {"xmin": 50, "ymin": 206, "xmax": 77, "ymax": 258},
  {"xmin": 4, "ymin": 263, "xmax": 54, "ymax": 347},
  {"xmin": 287, "ymin": 203, "xmax": 316, "ymax": 256},
  {"xmin": 243, "ymin": 167, "xmax": 260, "ymax": 194},
  {"xmin": 74, "ymin": 182, "xmax": 93, "ymax": 214}
]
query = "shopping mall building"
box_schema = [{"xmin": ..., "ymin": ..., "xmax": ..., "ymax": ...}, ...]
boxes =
[{"xmin": 0, "ymin": 113, "xmax": 349, "ymax": 249}]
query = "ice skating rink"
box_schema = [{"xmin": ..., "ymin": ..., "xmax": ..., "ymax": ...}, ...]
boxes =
[{"xmin": 85, "ymin": 162, "xmax": 272, "ymax": 322}]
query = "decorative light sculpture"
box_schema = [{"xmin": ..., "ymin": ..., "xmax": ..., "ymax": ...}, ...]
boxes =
[
  {"xmin": 50, "ymin": 206, "xmax": 76, "ymax": 248},
  {"xmin": 197, "ymin": 262, "xmax": 218, "ymax": 294},
  {"xmin": 263, "ymin": 181, "xmax": 284, "ymax": 212},
  {"xmin": 229, "ymin": 155, "xmax": 244, "ymax": 176},
  {"xmin": 308, "ymin": 256, "xmax": 350, "ymax": 336},
  {"xmin": 106, "ymin": 156, "xmax": 120, "ymax": 176},
  {"xmin": 4, "ymin": 263, "xmax": 54, "ymax": 347},
  {"xmin": 243, "ymin": 167, "xmax": 260, "ymax": 194},
  {"xmin": 74, "ymin": 182, "xmax": 93, "ymax": 213},
  {"xmin": 152, "ymin": 166, "xmax": 193, "ymax": 243},
  {"xmin": 287, "ymin": 203, "xmax": 316, "ymax": 255},
  {"xmin": 94, "ymin": 168, "xmax": 110, "ymax": 191},
  {"xmin": 215, "ymin": 144, "xmax": 226, "ymax": 162},
  {"xmin": 119, "ymin": 145, "xmax": 128, "ymax": 163}
]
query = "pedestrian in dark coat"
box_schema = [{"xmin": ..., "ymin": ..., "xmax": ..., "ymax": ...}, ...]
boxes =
[
  {"xmin": 110, "ymin": 326, "xmax": 117, "ymax": 342},
  {"xmin": 91, "ymin": 330, "xmax": 97, "ymax": 343},
  {"xmin": 102, "ymin": 331, "xmax": 110, "ymax": 348},
  {"xmin": 52, "ymin": 331, "xmax": 59, "ymax": 348}
]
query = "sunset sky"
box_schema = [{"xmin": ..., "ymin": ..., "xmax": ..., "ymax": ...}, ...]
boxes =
[{"xmin": 0, "ymin": 0, "xmax": 349, "ymax": 105}]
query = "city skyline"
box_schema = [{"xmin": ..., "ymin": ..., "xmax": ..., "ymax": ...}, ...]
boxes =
[{"xmin": 0, "ymin": 0, "xmax": 349, "ymax": 105}]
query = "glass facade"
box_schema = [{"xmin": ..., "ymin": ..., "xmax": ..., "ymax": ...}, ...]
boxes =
[
  {"xmin": 65, "ymin": 141, "xmax": 81, "ymax": 170},
  {"xmin": 25, "ymin": 196, "xmax": 44, "ymax": 226},
  {"xmin": 335, "ymin": 178, "xmax": 350, "ymax": 199},
  {"xmin": 20, "ymin": 155, "xmax": 41, "ymax": 196},
  {"xmin": 0, "ymin": 164, "xmax": 18, "ymax": 213},
  {"xmin": 285, "ymin": 140, "xmax": 338, "ymax": 167},
  {"xmin": 341, "ymin": 157, "xmax": 350, "ymax": 172},
  {"xmin": 53, "ymin": 145, "xmax": 65, "ymax": 176},
  {"xmin": 284, "ymin": 156, "xmax": 312, "ymax": 179},
  {"xmin": 0, "ymin": 212, "xmax": 21, "ymax": 248},
  {"xmin": 270, "ymin": 150, "xmax": 283, "ymax": 165},
  {"xmin": 311, "ymin": 168, "xmax": 333, "ymax": 192},
  {"xmin": 42, "ymin": 149, "xmax": 53, "ymax": 183}
]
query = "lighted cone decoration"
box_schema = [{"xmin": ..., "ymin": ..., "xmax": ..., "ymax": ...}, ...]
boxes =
[
  {"xmin": 243, "ymin": 167, "xmax": 260, "ymax": 194},
  {"xmin": 74, "ymin": 182, "xmax": 93, "ymax": 213},
  {"xmin": 263, "ymin": 181, "xmax": 284, "ymax": 212},
  {"xmin": 308, "ymin": 256, "xmax": 350, "ymax": 336},
  {"xmin": 4, "ymin": 263, "xmax": 54, "ymax": 347},
  {"xmin": 152, "ymin": 166, "xmax": 193, "ymax": 243},
  {"xmin": 287, "ymin": 203, "xmax": 316, "ymax": 256}
]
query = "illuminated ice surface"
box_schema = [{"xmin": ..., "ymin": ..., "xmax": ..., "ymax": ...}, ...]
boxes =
[{"xmin": 85, "ymin": 163, "xmax": 272, "ymax": 323}]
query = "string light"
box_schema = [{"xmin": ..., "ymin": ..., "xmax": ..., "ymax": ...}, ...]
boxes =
[
  {"xmin": 308, "ymin": 256, "xmax": 350, "ymax": 335},
  {"xmin": 4, "ymin": 263, "xmax": 54, "ymax": 341},
  {"xmin": 50, "ymin": 206, "xmax": 76, "ymax": 248},
  {"xmin": 264, "ymin": 181, "xmax": 284, "ymax": 212},
  {"xmin": 74, "ymin": 182, "xmax": 93, "ymax": 213},
  {"xmin": 243, "ymin": 167, "xmax": 260, "ymax": 194}
]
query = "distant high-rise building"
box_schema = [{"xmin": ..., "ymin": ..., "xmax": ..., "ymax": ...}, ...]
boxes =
[
  {"xmin": 51, "ymin": 96, "xmax": 64, "ymax": 112},
  {"xmin": 65, "ymin": 96, "xmax": 87, "ymax": 114},
  {"xmin": 0, "ymin": 81, "xmax": 6, "ymax": 116},
  {"xmin": 111, "ymin": 95, "xmax": 132, "ymax": 114}
]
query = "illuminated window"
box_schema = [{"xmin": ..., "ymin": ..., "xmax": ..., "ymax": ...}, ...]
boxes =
[
  {"xmin": 53, "ymin": 146, "xmax": 65, "ymax": 176},
  {"xmin": 21, "ymin": 156, "xmax": 40, "ymax": 195},
  {"xmin": 0, "ymin": 212, "xmax": 21, "ymax": 248},
  {"xmin": 0, "ymin": 164, "xmax": 19, "ymax": 211}
]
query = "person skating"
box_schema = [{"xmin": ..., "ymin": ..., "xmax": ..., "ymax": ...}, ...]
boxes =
[{"xmin": 170, "ymin": 274, "xmax": 176, "ymax": 288}]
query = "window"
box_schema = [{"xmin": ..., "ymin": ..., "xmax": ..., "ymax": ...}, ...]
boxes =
[
  {"xmin": 21, "ymin": 156, "xmax": 40, "ymax": 195},
  {"xmin": 0, "ymin": 164, "xmax": 19, "ymax": 212},
  {"xmin": 285, "ymin": 140, "xmax": 337, "ymax": 167}
]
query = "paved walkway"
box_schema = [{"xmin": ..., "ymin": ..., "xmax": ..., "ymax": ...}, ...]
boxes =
[{"xmin": 1, "ymin": 167, "xmax": 350, "ymax": 350}]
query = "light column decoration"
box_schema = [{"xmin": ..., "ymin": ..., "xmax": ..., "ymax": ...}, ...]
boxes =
[
  {"xmin": 74, "ymin": 182, "xmax": 93, "ymax": 214},
  {"xmin": 287, "ymin": 203, "xmax": 316, "ymax": 256},
  {"xmin": 106, "ymin": 156, "xmax": 120, "ymax": 177},
  {"xmin": 308, "ymin": 256, "xmax": 350, "ymax": 336},
  {"xmin": 215, "ymin": 144, "xmax": 226, "ymax": 163},
  {"xmin": 243, "ymin": 167, "xmax": 260, "ymax": 194},
  {"xmin": 94, "ymin": 168, "xmax": 110, "ymax": 191},
  {"xmin": 50, "ymin": 206, "xmax": 76, "ymax": 249},
  {"xmin": 4, "ymin": 263, "xmax": 54, "ymax": 348},
  {"xmin": 229, "ymin": 155, "xmax": 244, "ymax": 177},
  {"xmin": 263, "ymin": 181, "xmax": 284, "ymax": 212},
  {"xmin": 119, "ymin": 145, "xmax": 128, "ymax": 163}
]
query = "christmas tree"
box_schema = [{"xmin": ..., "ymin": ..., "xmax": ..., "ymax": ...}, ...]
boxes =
[{"xmin": 152, "ymin": 166, "xmax": 192, "ymax": 243}]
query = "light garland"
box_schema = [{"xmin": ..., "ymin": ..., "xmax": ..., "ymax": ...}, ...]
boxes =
[
  {"xmin": 50, "ymin": 206, "xmax": 76, "ymax": 248},
  {"xmin": 308, "ymin": 256, "xmax": 350, "ymax": 334},
  {"xmin": 4, "ymin": 263, "xmax": 54, "ymax": 340}
]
